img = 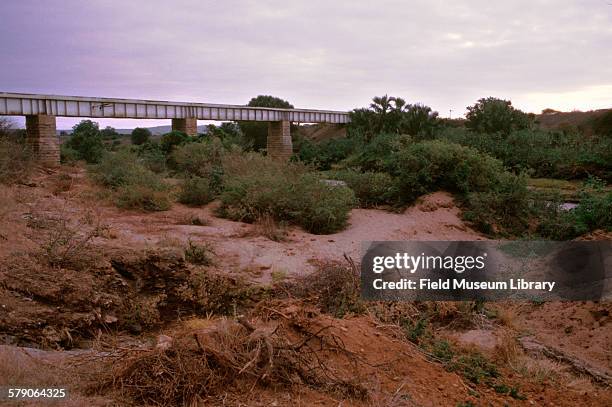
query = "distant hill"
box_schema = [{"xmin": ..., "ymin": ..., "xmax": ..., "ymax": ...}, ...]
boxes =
[{"xmin": 536, "ymin": 108, "xmax": 612, "ymax": 132}]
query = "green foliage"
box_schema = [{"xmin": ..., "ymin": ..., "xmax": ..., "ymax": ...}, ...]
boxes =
[
  {"xmin": 59, "ymin": 144, "xmax": 79, "ymax": 164},
  {"xmin": 179, "ymin": 176, "xmax": 214, "ymax": 206},
  {"xmin": 218, "ymin": 153, "xmax": 356, "ymax": 234},
  {"xmin": 89, "ymin": 150, "xmax": 171, "ymax": 212},
  {"xmin": 402, "ymin": 317, "xmax": 430, "ymax": 344},
  {"xmin": 238, "ymin": 95, "xmax": 293, "ymax": 151},
  {"xmin": 344, "ymin": 133, "xmax": 411, "ymax": 172},
  {"xmin": 537, "ymin": 179, "xmax": 612, "ymax": 239},
  {"xmin": 114, "ymin": 185, "xmax": 171, "ymax": 211},
  {"xmin": 390, "ymin": 140, "xmax": 531, "ymax": 235},
  {"xmin": 131, "ymin": 127, "xmax": 151, "ymax": 145},
  {"xmin": 438, "ymin": 127, "xmax": 612, "ymax": 180},
  {"xmin": 160, "ymin": 130, "xmax": 190, "ymax": 154},
  {"xmin": 134, "ymin": 142, "xmax": 166, "ymax": 173},
  {"xmin": 448, "ymin": 353, "xmax": 499, "ymax": 384},
  {"xmin": 348, "ymin": 95, "xmax": 439, "ymax": 140},
  {"xmin": 184, "ymin": 240, "xmax": 214, "ymax": 265},
  {"xmin": 170, "ymin": 137, "xmax": 228, "ymax": 194},
  {"xmin": 294, "ymin": 137, "xmax": 358, "ymax": 170},
  {"xmin": 325, "ymin": 169, "xmax": 396, "ymax": 207},
  {"xmin": 64, "ymin": 120, "xmax": 105, "ymax": 163},
  {"xmin": 206, "ymin": 122, "xmax": 251, "ymax": 150},
  {"xmin": 0, "ymin": 136, "xmax": 31, "ymax": 184},
  {"xmin": 465, "ymin": 97, "xmax": 533, "ymax": 134},
  {"xmin": 100, "ymin": 126, "xmax": 119, "ymax": 140}
]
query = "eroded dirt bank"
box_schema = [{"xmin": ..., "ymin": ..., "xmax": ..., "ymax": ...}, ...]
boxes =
[{"xmin": 0, "ymin": 166, "xmax": 610, "ymax": 406}]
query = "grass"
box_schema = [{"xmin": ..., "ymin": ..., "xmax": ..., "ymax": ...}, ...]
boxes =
[{"xmin": 184, "ymin": 240, "xmax": 214, "ymax": 266}]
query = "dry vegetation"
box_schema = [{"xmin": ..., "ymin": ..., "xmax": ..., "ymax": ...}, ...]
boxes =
[{"xmin": 0, "ymin": 117, "xmax": 610, "ymax": 406}]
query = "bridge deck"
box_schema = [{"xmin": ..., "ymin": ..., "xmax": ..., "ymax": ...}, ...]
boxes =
[{"xmin": 0, "ymin": 92, "xmax": 350, "ymax": 124}]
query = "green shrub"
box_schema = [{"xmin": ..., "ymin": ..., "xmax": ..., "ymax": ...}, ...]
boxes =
[
  {"xmin": 89, "ymin": 150, "xmax": 171, "ymax": 212},
  {"xmin": 390, "ymin": 140, "xmax": 530, "ymax": 235},
  {"xmin": 325, "ymin": 169, "xmax": 397, "ymax": 207},
  {"xmin": 171, "ymin": 137, "xmax": 225, "ymax": 176},
  {"xmin": 135, "ymin": 142, "xmax": 166, "ymax": 173},
  {"xmin": 537, "ymin": 180, "xmax": 612, "ymax": 239},
  {"xmin": 219, "ymin": 153, "xmax": 356, "ymax": 234},
  {"xmin": 170, "ymin": 137, "xmax": 228, "ymax": 194},
  {"xmin": 160, "ymin": 130, "xmax": 190, "ymax": 154},
  {"xmin": 437, "ymin": 127, "xmax": 612, "ymax": 181},
  {"xmin": 465, "ymin": 97, "xmax": 533, "ymax": 134},
  {"xmin": 131, "ymin": 127, "xmax": 151, "ymax": 145},
  {"xmin": 343, "ymin": 133, "xmax": 411, "ymax": 173},
  {"xmin": 63, "ymin": 120, "xmax": 106, "ymax": 163},
  {"xmin": 115, "ymin": 185, "xmax": 171, "ymax": 211},
  {"xmin": 60, "ymin": 144, "xmax": 80, "ymax": 164},
  {"xmin": 184, "ymin": 240, "xmax": 214, "ymax": 265},
  {"xmin": 0, "ymin": 137, "xmax": 31, "ymax": 184},
  {"xmin": 294, "ymin": 137, "xmax": 358, "ymax": 170},
  {"xmin": 178, "ymin": 176, "xmax": 214, "ymax": 206}
]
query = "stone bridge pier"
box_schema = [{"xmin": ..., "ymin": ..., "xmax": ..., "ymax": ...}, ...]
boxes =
[
  {"xmin": 3, "ymin": 93, "xmax": 350, "ymax": 166},
  {"xmin": 171, "ymin": 117, "xmax": 197, "ymax": 135},
  {"xmin": 25, "ymin": 114, "xmax": 59, "ymax": 167},
  {"xmin": 267, "ymin": 120, "xmax": 292, "ymax": 160}
]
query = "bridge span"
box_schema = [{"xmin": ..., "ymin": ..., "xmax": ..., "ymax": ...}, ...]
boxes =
[{"xmin": 0, "ymin": 92, "xmax": 351, "ymax": 166}]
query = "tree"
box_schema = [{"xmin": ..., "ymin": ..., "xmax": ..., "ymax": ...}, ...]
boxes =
[
  {"xmin": 64, "ymin": 120, "xmax": 105, "ymax": 163},
  {"xmin": 238, "ymin": 95, "xmax": 294, "ymax": 151},
  {"xmin": 131, "ymin": 127, "xmax": 152, "ymax": 145},
  {"xmin": 101, "ymin": 126, "xmax": 120, "ymax": 140},
  {"xmin": 466, "ymin": 97, "xmax": 533, "ymax": 134},
  {"xmin": 160, "ymin": 130, "xmax": 189, "ymax": 154},
  {"xmin": 348, "ymin": 95, "xmax": 439, "ymax": 139}
]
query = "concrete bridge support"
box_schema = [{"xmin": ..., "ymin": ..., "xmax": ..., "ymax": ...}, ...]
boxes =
[
  {"xmin": 171, "ymin": 117, "xmax": 197, "ymax": 136},
  {"xmin": 25, "ymin": 114, "xmax": 59, "ymax": 167},
  {"xmin": 267, "ymin": 120, "xmax": 292, "ymax": 160}
]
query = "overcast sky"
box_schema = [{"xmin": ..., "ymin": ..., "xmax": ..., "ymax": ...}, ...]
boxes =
[{"xmin": 1, "ymin": 0, "xmax": 611, "ymax": 129}]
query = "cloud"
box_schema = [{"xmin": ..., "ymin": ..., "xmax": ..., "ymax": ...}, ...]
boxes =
[{"xmin": 0, "ymin": 0, "xmax": 610, "ymax": 128}]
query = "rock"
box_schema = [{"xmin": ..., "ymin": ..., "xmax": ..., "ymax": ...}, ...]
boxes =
[
  {"xmin": 104, "ymin": 315, "xmax": 118, "ymax": 324},
  {"xmin": 156, "ymin": 334, "xmax": 173, "ymax": 351}
]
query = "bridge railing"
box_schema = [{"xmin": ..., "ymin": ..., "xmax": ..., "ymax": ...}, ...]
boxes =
[{"xmin": 0, "ymin": 92, "xmax": 350, "ymax": 124}]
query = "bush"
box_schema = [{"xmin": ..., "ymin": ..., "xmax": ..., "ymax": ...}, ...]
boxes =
[
  {"xmin": 465, "ymin": 97, "xmax": 533, "ymax": 134},
  {"xmin": 325, "ymin": 169, "xmax": 396, "ymax": 207},
  {"xmin": 161, "ymin": 130, "xmax": 190, "ymax": 154},
  {"xmin": 537, "ymin": 180, "xmax": 612, "ymax": 239},
  {"xmin": 294, "ymin": 137, "xmax": 358, "ymax": 170},
  {"xmin": 390, "ymin": 140, "xmax": 530, "ymax": 234},
  {"xmin": 135, "ymin": 142, "xmax": 166, "ymax": 173},
  {"xmin": 63, "ymin": 120, "xmax": 105, "ymax": 163},
  {"xmin": 171, "ymin": 137, "xmax": 228, "ymax": 195},
  {"xmin": 89, "ymin": 150, "xmax": 171, "ymax": 211},
  {"xmin": 437, "ymin": 127, "xmax": 612, "ymax": 180},
  {"xmin": 60, "ymin": 144, "xmax": 80, "ymax": 164},
  {"xmin": 179, "ymin": 177, "xmax": 214, "ymax": 206},
  {"xmin": 131, "ymin": 127, "xmax": 151, "ymax": 145},
  {"xmin": 219, "ymin": 153, "xmax": 356, "ymax": 234},
  {"xmin": 0, "ymin": 137, "xmax": 31, "ymax": 184},
  {"xmin": 343, "ymin": 133, "xmax": 412, "ymax": 173}
]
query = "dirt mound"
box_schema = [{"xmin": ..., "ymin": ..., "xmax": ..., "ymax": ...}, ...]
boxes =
[{"xmin": 93, "ymin": 302, "xmax": 479, "ymax": 406}]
